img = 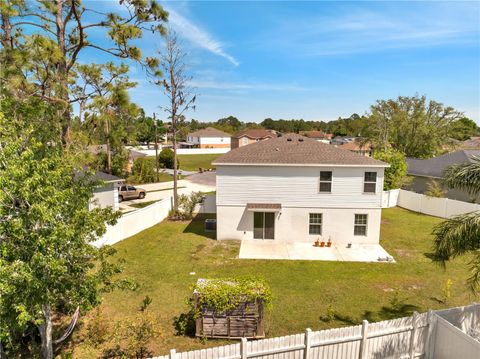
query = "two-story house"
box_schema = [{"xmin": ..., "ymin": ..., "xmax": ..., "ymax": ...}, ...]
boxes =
[
  {"xmin": 213, "ymin": 134, "xmax": 389, "ymax": 245},
  {"xmin": 231, "ymin": 129, "xmax": 277, "ymax": 149},
  {"xmin": 186, "ymin": 127, "xmax": 231, "ymax": 148}
]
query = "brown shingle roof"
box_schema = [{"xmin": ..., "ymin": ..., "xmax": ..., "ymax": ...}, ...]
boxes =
[
  {"xmin": 188, "ymin": 127, "xmax": 231, "ymax": 138},
  {"xmin": 213, "ymin": 133, "xmax": 388, "ymax": 167},
  {"xmin": 339, "ymin": 141, "xmax": 372, "ymax": 151},
  {"xmin": 232, "ymin": 129, "xmax": 277, "ymax": 139},
  {"xmin": 299, "ymin": 130, "xmax": 333, "ymax": 139}
]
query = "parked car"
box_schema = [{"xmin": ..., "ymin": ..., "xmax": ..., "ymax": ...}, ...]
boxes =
[{"xmin": 118, "ymin": 185, "xmax": 146, "ymax": 202}]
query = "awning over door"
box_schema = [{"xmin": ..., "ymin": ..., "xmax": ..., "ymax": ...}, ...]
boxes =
[{"xmin": 246, "ymin": 203, "xmax": 282, "ymax": 212}]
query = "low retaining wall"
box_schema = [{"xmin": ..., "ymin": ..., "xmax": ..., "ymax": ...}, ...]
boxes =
[{"xmin": 92, "ymin": 197, "xmax": 172, "ymax": 247}]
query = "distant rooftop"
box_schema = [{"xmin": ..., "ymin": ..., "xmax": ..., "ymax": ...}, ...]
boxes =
[
  {"xmin": 214, "ymin": 133, "xmax": 388, "ymax": 167},
  {"xmin": 232, "ymin": 129, "xmax": 277, "ymax": 139},
  {"xmin": 407, "ymin": 150, "xmax": 480, "ymax": 178},
  {"xmin": 188, "ymin": 127, "xmax": 231, "ymax": 138}
]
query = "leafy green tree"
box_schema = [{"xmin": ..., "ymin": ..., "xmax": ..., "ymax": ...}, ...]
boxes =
[
  {"xmin": 431, "ymin": 155, "xmax": 480, "ymax": 291},
  {"xmin": 448, "ymin": 117, "xmax": 479, "ymax": 141},
  {"xmin": 0, "ymin": 110, "xmax": 127, "ymax": 358},
  {"xmin": 159, "ymin": 148, "xmax": 178, "ymax": 169},
  {"xmin": 216, "ymin": 115, "xmax": 242, "ymax": 133},
  {"xmin": 372, "ymin": 149, "xmax": 408, "ymax": 190},
  {"xmin": 0, "ymin": 0, "xmax": 168, "ymax": 142},
  {"xmin": 366, "ymin": 95, "xmax": 462, "ymax": 158},
  {"xmin": 130, "ymin": 157, "xmax": 156, "ymax": 184}
]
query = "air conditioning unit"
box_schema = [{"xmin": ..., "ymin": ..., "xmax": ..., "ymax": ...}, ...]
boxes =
[{"xmin": 205, "ymin": 218, "xmax": 217, "ymax": 232}]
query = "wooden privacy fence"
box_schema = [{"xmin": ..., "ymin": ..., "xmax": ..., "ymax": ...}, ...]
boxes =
[{"xmin": 152, "ymin": 312, "xmax": 431, "ymax": 359}]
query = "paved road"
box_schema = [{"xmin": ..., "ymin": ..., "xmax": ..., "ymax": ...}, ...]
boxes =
[
  {"xmin": 185, "ymin": 171, "xmax": 216, "ymax": 186},
  {"xmin": 158, "ymin": 168, "xmax": 197, "ymax": 176}
]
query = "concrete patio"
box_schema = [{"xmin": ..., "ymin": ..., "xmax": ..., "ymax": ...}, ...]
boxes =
[{"xmin": 238, "ymin": 240, "xmax": 395, "ymax": 262}]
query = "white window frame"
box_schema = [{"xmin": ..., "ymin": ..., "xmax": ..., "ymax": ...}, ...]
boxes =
[
  {"xmin": 309, "ymin": 213, "xmax": 322, "ymax": 235},
  {"xmin": 319, "ymin": 171, "xmax": 332, "ymax": 193},
  {"xmin": 242, "ymin": 137, "xmax": 248, "ymax": 145},
  {"xmin": 363, "ymin": 172, "xmax": 377, "ymax": 194},
  {"xmin": 354, "ymin": 214, "xmax": 368, "ymax": 236}
]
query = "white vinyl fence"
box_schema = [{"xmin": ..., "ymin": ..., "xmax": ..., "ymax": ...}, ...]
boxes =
[
  {"xmin": 396, "ymin": 189, "xmax": 479, "ymax": 218},
  {"xmin": 382, "ymin": 189, "xmax": 400, "ymax": 208},
  {"xmin": 92, "ymin": 197, "xmax": 172, "ymax": 247},
  {"xmin": 151, "ymin": 304, "xmax": 480, "ymax": 359},
  {"xmin": 134, "ymin": 148, "xmax": 230, "ymax": 156}
]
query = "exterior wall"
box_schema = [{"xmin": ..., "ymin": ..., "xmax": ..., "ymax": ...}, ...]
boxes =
[
  {"xmin": 91, "ymin": 183, "xmax": 119, "ymax": 211},
  {"xmin": 198, "ymin": 136, "xmax": 231, "ymax": 148},
  {"xmin": 217, "ymin": 206, "xmax": 381, "ymax": 244},
  {"xmin": 216, "ymin": 166, "xmax": 385, "ymax": 208},
  {"xmin": 216, "ymin": 165, "xmax": 385, "ymax": 244},
  {"xmin": 187, "ymin": 136, "xmax": 200, "ymax": 144}
]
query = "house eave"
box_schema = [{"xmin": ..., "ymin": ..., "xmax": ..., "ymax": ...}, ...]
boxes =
[{"xmin": 213, "ymin": 162, "xmax": 390, "ymax": 168}]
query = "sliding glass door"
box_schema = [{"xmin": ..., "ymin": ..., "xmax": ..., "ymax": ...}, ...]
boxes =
[{"xmin": 253, "ymin": 212, "xmax": 275, "ymax": 240}]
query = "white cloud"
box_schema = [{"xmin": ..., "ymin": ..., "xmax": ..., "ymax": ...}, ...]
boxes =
[
  {"xmin": 165, "ymin": 7, "xmax": 239, "ymax": 66},
  {"xmin": 190, "ymin": 80, "xmax": 305, "ymax": 91}
]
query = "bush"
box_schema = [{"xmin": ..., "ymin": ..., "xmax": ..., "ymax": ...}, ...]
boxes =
[
  {"xmin": 159, "ymin": 148, "xmax": 179, "ymax": 169},
  {"xmin": 373, "ymin": 149, "xmax": 408, "ymax": 190},
  {"xmin": 177, "ymin": 191, "xmax": 203, "ymax": 220},
  {"xmin": 130, "ymin": 157, "xmax": 156, "ymax": 184}
]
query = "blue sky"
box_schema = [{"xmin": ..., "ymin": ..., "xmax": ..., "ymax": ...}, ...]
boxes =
[{"xmin": 86, "ymin": 1, "xmax": 480, "ymax": 123}]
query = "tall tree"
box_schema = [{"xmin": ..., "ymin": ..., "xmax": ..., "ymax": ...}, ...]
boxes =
[
  {"xmin": 158, "ymin": 31, "xmax": 196, "ymax": 215},
  {"xmin": 366, "ymin": 95, "xmax": 462, "ymax": 158},
  {"xmin": 0, "ymin": 0, "xmax": 168, "ymax": 143},
  {"xmin": 0, "ymin": 103, "xmax": 131, "ymax": 358},
  {"xmin": 431, "ymin": 155, "xmax": 480, "ymax": 291},
  {"xmin": 372, "ymin": 149, "xmax": 408, "ymax": 190}
]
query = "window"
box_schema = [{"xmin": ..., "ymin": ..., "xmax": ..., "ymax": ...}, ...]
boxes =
[
  {"xmin": 319, "ymin": 171, "xmax": 332, "ymax": 193},
  {"xmin": 309, "ymin": 213, "xmax": 322, "ymax": 235},
  {"xmin": 354, "ymin": 214, "xmax": 368, "ymax": 236},
  {"xmin": 364, "ymin": 172, "xmax": 377, "ymax": 193},
  {"xmin": 242, "ymin": 137, "xmax": 248, "ymax": 145}
]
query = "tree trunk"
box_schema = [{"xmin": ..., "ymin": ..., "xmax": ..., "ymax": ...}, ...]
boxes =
[
  {"xmin": 172, "ymin": 124, "xmax": 178, "ymax": 215},
  {"xmin": 106, "ymin": 117, "xmax": 112, "ymax": 174},
  {"xmin": 38, "ymin": 304, "xmax": 53, "ymax": 359}
]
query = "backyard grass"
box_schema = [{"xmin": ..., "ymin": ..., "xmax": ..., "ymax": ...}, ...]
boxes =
[
  {"xmin": 178, "ymin": 154, "xmax": 222, "ymax": 172},
  {"xmin": 71, "ymin": 208, "xmax": 476, "ymax": 358}
]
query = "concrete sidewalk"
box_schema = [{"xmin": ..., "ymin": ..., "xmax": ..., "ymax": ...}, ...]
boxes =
[{"xmin": 238, "ymin": 241, "xmax": 395, "ymax": 262}]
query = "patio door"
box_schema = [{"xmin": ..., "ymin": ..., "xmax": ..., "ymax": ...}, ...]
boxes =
[{"xmin": 253, "ymin": 212, "xmax": 275, "ymax": 240}]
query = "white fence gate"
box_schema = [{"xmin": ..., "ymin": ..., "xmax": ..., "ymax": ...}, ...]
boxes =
[{"xmin": 92, "ymin": 197, "xmax": 172, "ymax": 247}]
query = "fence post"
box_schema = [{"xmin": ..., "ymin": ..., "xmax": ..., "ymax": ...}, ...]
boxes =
[
  {"xmin": 304, "ymin": 328, "xmax": 312, "ymax": 359},
  {"xmin": 424, "ymin": 310, "xmax": 436, "ymax": 359},
  {"xmin": 409, "ymin": 311, "xmax": 419, "ymax": 359},
  {"xmin": 359, "ymin": 320, "xmax": 369, "ymax": 359},
  {"xmin": 241, "ymin": 337, "xmax": 248, "ymax": 359},
  {"xmin": 169, "ymin": 349, "xmax": 176, "ymax": 359}
]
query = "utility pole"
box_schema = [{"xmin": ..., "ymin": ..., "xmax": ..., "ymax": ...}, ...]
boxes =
[{"xmin": 154, "ymin": 113, "xmax": 159, "ymax": 182}]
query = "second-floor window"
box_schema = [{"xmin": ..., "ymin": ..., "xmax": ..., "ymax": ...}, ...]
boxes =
[
  {"xmin": 319, "ymin": 171, "xmax": 332, "ymax": 193},
  {"xmin": 364, "ymin": 172, "xmax": 377, "ymax": 193}
]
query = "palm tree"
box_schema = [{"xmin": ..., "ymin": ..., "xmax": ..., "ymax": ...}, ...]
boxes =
[{"xmin": 432, "ymin": 155, "xmax": 480, "ymax": 291}]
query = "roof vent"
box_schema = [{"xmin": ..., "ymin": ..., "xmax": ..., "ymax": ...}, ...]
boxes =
[
  {"xmin": 275, "ymin": 147, "xmax": 280, "ymax": 151},
  {"xmin": 298, "ymin": 138, "xmax": 304, "ymax": 142},
  {"xmin": 287, "ymin": 138, "xmax": 292, "ymax": 141}
]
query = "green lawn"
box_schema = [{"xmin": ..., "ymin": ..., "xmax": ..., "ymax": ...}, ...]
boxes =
[
  {"xmin": 178, "ymin": 154, "xmax": 222, "ymax": 172},
  {"xmin": 72, "ymin": 208, "xmax": 475, "ymax": 357}
]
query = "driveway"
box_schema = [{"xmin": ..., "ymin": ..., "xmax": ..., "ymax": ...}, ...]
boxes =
[
  {"xmin": 238, "ymin": 241, "xmax": 395, "ymax": 262},
  {"xmin": 186, "ymin": 171, "xmax": 216, "ymax": 187}
]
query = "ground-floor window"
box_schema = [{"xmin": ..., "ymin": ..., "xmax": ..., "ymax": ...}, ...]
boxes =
[
  {"xmin": 309, "ymin": 213, "xmax": 322, "ymax": 235},
  {"xmin": 354, "ymin": 214, "xmax": 368, "ymax": 236}
]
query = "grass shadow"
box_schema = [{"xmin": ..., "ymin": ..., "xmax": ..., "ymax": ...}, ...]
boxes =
[{"xmin": 183, "ymin": 213, "xmax": 216, "ymax": 240}]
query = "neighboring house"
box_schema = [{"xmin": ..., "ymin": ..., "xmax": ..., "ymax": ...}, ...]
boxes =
[
  {"xmin": 299, "ymin": 130, "xmax": 333, "ymax": 143},
  {"xmin": 331, "ymin": 136, "xmax": 356, "ymax": 145},
  {"xmin": 339, "ymin": 141, "xmax": 373, "ymax": 157},
  {"xmin": 127, "ymin": 149, "xmax": 147, "ymax": 172},
  {"xmin": 90, "ymin": 171, "xmax": 124, "ymax": 211},
  {"xmin": 213, "ymin": 134, "xmax": 389, "ymax": 244},
  {"xmin": 406, "ymin": 150, "xmax": 480, "ymax": 203},
  {"xmin": 231, "ymin": 129, "xmax": 277, "ymax": 149},
  {"xmin": 186, "ymin": 127, "xmax": 231, "ymax": 148},
  {"xmin": 461, "ymin": 136, "xmax": 480, "ymax": 149}
]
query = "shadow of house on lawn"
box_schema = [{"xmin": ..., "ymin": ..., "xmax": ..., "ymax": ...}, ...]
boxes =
[{"xmin": 183, "ymin": 213, "xmax": 217, "ymax": 240}]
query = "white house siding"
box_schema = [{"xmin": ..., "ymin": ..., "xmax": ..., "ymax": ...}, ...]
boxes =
[
  {"xmin": 217, "ymin": 206, "xmax": 381, "ymax": 244},
  {"xmin": 216, "ymin": 166, "xmax": 385, "ymax": 208},
  {"xmin": 216, "ymin": 165, "xmax": 385, "ymax": 244},
  {"xmin": 200, "ymin": 136, "xmax": 231, "ymax": 147}
]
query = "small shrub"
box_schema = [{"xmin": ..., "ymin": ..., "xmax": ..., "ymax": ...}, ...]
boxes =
[
  {"xmin": 173, "ymin": 310, "xmax": 196, "ymax": 336},
  {"xmin": 85, "ymin": 308, "xmax": 110, "ymax": 348},
  {"xmin": 130, "ymin": 157, "xmax": 156, "ymax": 184},
  {"xmin": 441, "ymin": 278, "xmax": 453, "ymax": 304},
  {"xmin": 425, "ymin": 179, "xmax": 446, "ymax": 198},
  {"xmin": 177, "ymin": 191, "xmax": 204, "ymax": 220}
]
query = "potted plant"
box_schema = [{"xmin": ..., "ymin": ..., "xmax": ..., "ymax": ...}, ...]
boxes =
[
  {"xmin": 326, "ymin": 237, "xmax": 332, "ymax": 247},
  {"xmin": 320, "ymin": 241, "xmax": 325, "ymax": 247},
  {"xmin": 314, "ymin": 238, "xmax": 320, "ymax": 247}
]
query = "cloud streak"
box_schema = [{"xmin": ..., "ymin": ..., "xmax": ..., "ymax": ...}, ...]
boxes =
[{"xmin": 165, "ymin": 7, "xmax": 239, "ymax": 66}]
